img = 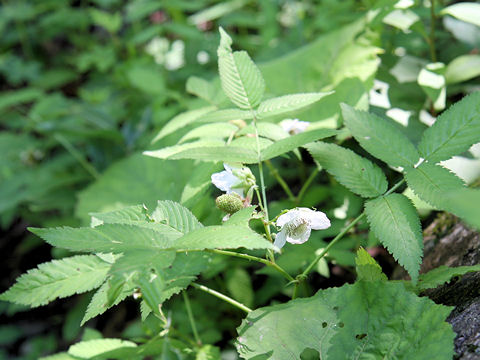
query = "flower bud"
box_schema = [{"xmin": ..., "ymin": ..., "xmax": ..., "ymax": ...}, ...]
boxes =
[{"xmin": 216, "ymin": 194, "xmax": 243, "ymax": 214}]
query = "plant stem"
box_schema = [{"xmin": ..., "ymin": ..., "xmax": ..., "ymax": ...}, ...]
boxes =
[
  {"xmin": 191, "ymin": 283, "xmax": 252, "ymax": 313},
  {"xmin": 296, "ymin": 167, "xmax": 319, "ymax": 204},
  {"xmin": 265, "ymin": 160, "xmax": 295, "ymax": 201},
  {"xmin": 209, "ymin": 249, "xmax": 294, "ymax": 282},
  {"xmin": 384, "ymin": 178, "xmax": 406, "ymax": 195},
  {"xmin": 429, "ymin": 0, "xmax": 437, "ymax": 62},
  {"xmin": 182, "ymin": 291, "xmax": 201, "ymax": 345}
]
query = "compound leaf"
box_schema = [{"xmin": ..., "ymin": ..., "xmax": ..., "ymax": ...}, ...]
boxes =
[
  {"xmin": 341, "ymin": 103, "xmax": 420, "ymax": 167},
  {"xmin": 355, "ymin": 247, "xmax": 387, "ymax": 281},
  {"xmin": 307, "ymin": 142, "xmax": 387, "ymax": 198},
  {"xmin": 417, "ymin": 265, "xmax": 480, "ymax": 292},
  {"xmin": 365, "ymin": 194, "xmax": 423, "ymax": 282}
]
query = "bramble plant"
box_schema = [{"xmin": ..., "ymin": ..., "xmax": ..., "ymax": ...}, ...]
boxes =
[{"xmin": 2, "ymin": 2, "xmax": 480, "ymax": 359}]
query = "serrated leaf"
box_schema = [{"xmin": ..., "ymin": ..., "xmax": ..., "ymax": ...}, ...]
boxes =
[
  {"xmin": 441, "ymin": 2, "xmax": 480, "ymax": 27},
  {"xmin": 137, "ymin": 273, "xmax": 165, "ymax": 317},
  {"xmin": 365, "ymin": 194, "xmax": 423, "ymax": 282},
  {"xmin": 68, "ymin": 339, "xmax": 137, "ymax": 359},
  {"xmin": 152, "ymin": 200, "xmax": 203, "ymax": 234},
  {"xmin": 31, "ymin": 224, "xmax": 180, "ymax": 253},
  {"xmin": 341, "ymin": 103, "xmax": 420, "ymax": 167},
  {"xmin": 109, "ymin": 251, "xmax": 176, "ymax": 280},
  {"xmin": 404, "ymin": 163, "xmax": 465, "ymax": 214},
  {"xmin": 178, "ymin": 122, "xmax": 238, "ymax": 143},
  {"xmin": 90, "ymin": 205, "xmax": 149, "ymax": 226},
  {"xmin": 218, "ymin": 28, "xmax": 265, "ymax": 110},
  {"xmin": 174, "ymin": 225, "xmax": 274, "ymax": 251},
  {"xmin": 151, "ymin": 106, "xmax": 216, "ymax": 143},
  {"xmin": 237, "ymin": 281, "xmax": 454, "ymax": 359},
  {"xmin": 196, "ymin": 108, "xmax": 254, "ymax": 123},
  {"xmin": 223, "ymin": 207, "xmax": 256, "ymax": 226},
  {"xmin": 355, "ymin": 247, "xmax": 387, "ymax": 281},
  {"xmin": 0, "ymin": 255, "xmax": 110, "ymax": 307},
  {"xmin": 181, "ymin": 162, "xmax": 222, "ymax": 207},
  {"xmin": 417, "ymin": 265, "xmax": 480, "ymax": 292},
  {"xmin": 260, "ymin": 128, "xmax": 337, "ymax": 161},
  {"xmin": 418, "ymin": 92, "xmax": 480, "ymax": 163},
  {"xmin": 307, "ymin": 142, "xmax": 387, "ymax": 198},
  {"xmin": 256, "ymin": 92, "xmax": 333, "ymax": 119},
  {"xmin": 143, "ymin": 139, "xmax": 226, "ymax": 160}
]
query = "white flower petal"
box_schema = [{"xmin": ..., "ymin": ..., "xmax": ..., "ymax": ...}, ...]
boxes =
[
  {"xmin": 273, "ymin": 229, "xmax": 287, "ymax": 249},
  {"xmin": 211, "ymin": 170, "xmax": 238, "ymax": 192},
  {"xmin": 286, "ymin": 226, "xmax": 311, "ymax": 244},
  {"xmin": 299, "ymin": 209, "xmax": 331, "ymax": 230},
  {"xmin": 276, "ymin": 209, "xmax": 300, "ymax": 227}
]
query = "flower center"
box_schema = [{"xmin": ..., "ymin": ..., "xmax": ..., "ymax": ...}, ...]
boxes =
[{"xmin": 285, "ymin": 218, "xmax": 310, "ymax": 237}]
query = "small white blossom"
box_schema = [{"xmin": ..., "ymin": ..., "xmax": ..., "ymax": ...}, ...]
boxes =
[
  {"xmin": 280, "ymin": 119, "xmax": 310, "ymax": 135},
  {"xmin": 274, "ymin": 208, "xmax": 330, "ymax": 249},
  {"xmin": 165, "ymin": 40, "xmax": 185, "ymax": 71},
  {"xmin": 196, "ymin": 50, "xmax": 210, "ymax": 64},
  {"xmin": 211, "ymin": 164, "xmax": 256, "ymax": 198}
]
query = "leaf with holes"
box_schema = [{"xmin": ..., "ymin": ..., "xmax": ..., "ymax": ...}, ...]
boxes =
[{"xmin": 365, "ymin": 194, "xmax": 423, "ymax": 282}]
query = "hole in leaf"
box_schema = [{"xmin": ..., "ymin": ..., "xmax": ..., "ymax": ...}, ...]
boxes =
[
  {"xmin": 355, "ymin": 333, "xmax": 367, "ymax": 340},
  {"xmin": 300, "ymin": 348, "xmax": 320, "ymax": 360},
  {"xmin": 322, "ymin": 322, "xmax": 327, "ymax": 328},
  {"xmin": 332, "ymin": 306, "xmax": 339, "ymax": 311},
  {"xmin": 338, "ymin": 322, "xmax": 344, "ymax": 328}
]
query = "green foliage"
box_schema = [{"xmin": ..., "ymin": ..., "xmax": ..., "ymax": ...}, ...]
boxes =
[
  {"xmin": 218, "ymin": 28, "xmax": 265, "ymax": 110},
  {"xmin": 307, "ymin": 142, "xmax": 388, "ymax": 198},
  {"xmin": 416, "ymin": 265, "xmax": 480, "ymax": 292},
  {"xmin": 256, "ymin": 92, "xmax": 333, "ymax": 119},
  {"xmin": 355, "ymin": 247, "xmax": 387, "ymax": 282},
  {"xmin": 0, "ymin": 255, "xmax": 111, "ymax": 307},
  {"xmin": 404, "ymin": 163, "xmax": 465, "ymax": 214},
  {"xmin": 365, "ymin": 194, "xmax": 423, "ymax": 282},
  {"xmin": 418, "ymin": 92, "xmax": 480, "ymax": 163},
  {"xmin": 237, "ymin": 281, "xmax": 454, "ymax": 359},
  {"xmin": 341, "ymin": 104, "xmax": 420, "ymax": 167}
]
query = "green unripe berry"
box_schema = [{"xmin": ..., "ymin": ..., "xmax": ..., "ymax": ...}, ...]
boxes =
[{"xmin": 216, "ymin": 194, "xmax": 243, "ymax": 214}]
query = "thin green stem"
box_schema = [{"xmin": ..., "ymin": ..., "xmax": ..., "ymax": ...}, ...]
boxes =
[
  {"xmin": 265, "ymin": 160, "xmax": 295, "ymax": 201},
  {"xmin": 296, "ymin": 167, "xmax": 319, "ymax": 204},
  {"xmin": 429, "ymin": 0, "xmax": 437, "ymax": 62},
  {"xmin": 182, "ymin": 291, "xmax": 201, "ymax": 345},
  {"xmin": 208, "ymin": 249, "xmax": 294, "ymax": 282},
  {"xmin": 54, "ymin": 134, "xmax": 100, "ymax": 180},
  {"xmin": 385, "ymin": 178, "xmax": 406, "ymax": 196},
  {"xmin": 191, "ymin": 283, "xmax": 252, "ymax": 313}
]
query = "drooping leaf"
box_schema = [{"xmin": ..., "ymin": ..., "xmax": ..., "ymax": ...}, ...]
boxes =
[
  {"xmin": 445, "ymin": 55, "xmax": 480, "ymax": 84},
  {"xmin": 217, "ymin": 28, "xmax": 265, "ymax": 110},
  {"xmin": 416, "ymin": 265, "xmax": 480, "ymax": 292},
  {"xmin": 307, "ymin": 142, "xmax": 387, "ymax": 198},
  {"xmin": 355, "ymin": 247, "xmax": 387, "ymax": 281},
  {"xmin": 418, "ymin": 92, "xmax": 480, "ymax": 163},
  {"xmin": 237, "ymin": 281, "xmax": 454, "ymax": 359},
  {"xmin": 68, "ymin": 339, "xmax": 137, "ymax": 359},
  {"xmin": 341, "ymin": 103, "xmax": 420, "ymax": 167},
  {"xmin": 365, "ymin": 194, "xmax": 423, "ymax": 282},
  {"xmin": 404, "ymin": 163, "xmax": 465, "ymax": 214},
  {"xmin": 256, "ymin": 92, "xmax": 333, "ymax": 119},
  {"xmin": 0, "ymin": 255, "xmax": 110, "ymax": 307},
  {"xmin": 186, "ymin": 76, "xmax": 217, "ymax": 104}
]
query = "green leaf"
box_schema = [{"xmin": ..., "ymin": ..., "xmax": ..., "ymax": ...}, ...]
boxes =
[
  {"xmin": 151, "ymin": 106, "xmax": 216, "ymax": 143},
  {"xmin": 365, "ymin": 194, "xmax": 423, "ymax": 282},
  {"xmin": 404, "ymin": 163, "xmax": 465, "ymax": 214},
  {"xmin": 0, "ymin": 88, "xmax": 42, "ymax": 113},
  {"xmin": 181, "ymin": 162, "xmax": 222, "ymax": 207},
  {"xmin": 417, "ymin": 63, "xmax": 446, "ymax": 111},
  {"xmin": 341, "ymin": 104, "xmax": 420, "ymax": 167},
  {"xmin": 445, "ymin": 55, "xmax": 480, "ymax": 84},
  {"xmin": 151, "ymin": 200, "xmax": 203, "ymax": 234},
  {"xmin": 30, "ymin": 224, "xmax": 180, "ymax": 253},
  {"xmin": 126, "ymin": 64, "xmax": 165, "ymax": 96},
  {"xmin": 68, "ymin": 339, "xmax": 137, "ymax": 359},
  {"xmin": 0, "ymin": 255, "xmax": 110, "ymax": 307},
  {"xmin": 217, "ymin": 27, "xmax": 265, "ymax": 110},
  {"xmin": 196, "ymin": 108, "xmax": 254, "ymax": 123},
  {"xmin": 355, "ymin": 247, "xmax": 387, "ymax": 281},
  {"xmin": 260, "ymin": 128, "xmax": 337, "ymax": 161},
  {"xmin": 186, "ymin": 76, "xmax": 217, "ymax": 104},
  {"xmin": 90, "ymin": 205, "xmax": 149, "ymax": 226},
  {"xmin": 237, "ymin": 281, "xmax": 454, "ymax": 359},
  {"xmin": 256, "ymin": 92, "xmax": 333, "ymax": 119},
  {"xmin": 178, "ymin": 122, "xmax": 238, "ymax": 143},
  {"xmin": 444, "ymin": 188, "xmax": 480, "ymax": 230},
  {"xmin": 143, "ymin": 140, "xmax": 226, "ymax": 160},
  {"xmin": 417, "ymin": 265, "xmax": 480, "ymax": 292},
  {"xmin": 307, "ymin": 142, "xmax": 387, "ymax": 198},
  {"xmin": 196, "ymin": 345, "xmax": 221, "ymax": 360},
  {"xmin": 226, "ymin": 267, "xmax": 254, "ymax": 308},
  {"xmin": 441, "ymin": 2, "xmax": 480, "ymax": 27},
  {"xmin": 418, "ymin": 92, "xmax": 480, "ymax": 163},
  {"xmin": 137, "ymin": 273, "xmax": 165, "ymax": 317},
  {"xmin": 174, "ymin": 225, "xmax": 274, "ymax": 251},
  {"xmin": 223, "ymin": 207, "xmax": 256, "ymax": 226},
  {"xmin": 109, "ymin": 251, "xmax": 176, "ymax": 280}
]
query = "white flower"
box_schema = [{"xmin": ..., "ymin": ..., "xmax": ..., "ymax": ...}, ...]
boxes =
[
  {"xmin": 274, "ymin": 208, "xmax": 330, "ymax": 249},
  {"xmin": 280, "ymin": 119, "xmax": 310, "ymax": 135},
  {"xmin": 211, "ymin": 164, "xmax": 256, "ymax": 198}
]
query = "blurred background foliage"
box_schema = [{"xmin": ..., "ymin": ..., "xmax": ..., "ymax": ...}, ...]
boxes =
[{"xmin": 1, "ymin": 0, "xmax": 479, "ymax": 358}]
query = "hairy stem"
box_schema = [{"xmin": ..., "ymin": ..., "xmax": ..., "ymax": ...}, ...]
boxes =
[
  {"xmin": 191, "ymin": 283, "xmax": 252, "ymax": 313},
  {"xmin": 182, "ymin": 291, "xmax": 201, "ymax": 345}
]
